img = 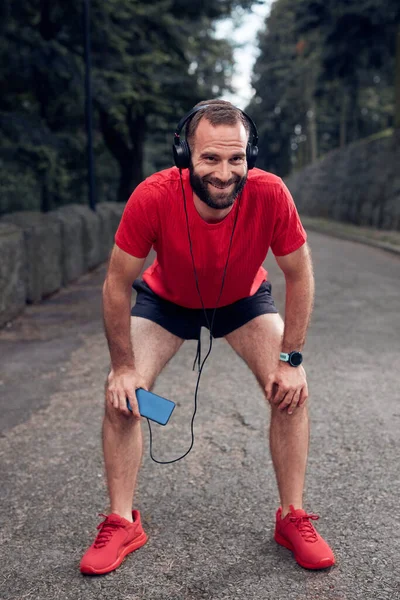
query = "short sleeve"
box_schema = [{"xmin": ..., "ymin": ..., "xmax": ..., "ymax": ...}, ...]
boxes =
[
  {"xmin": 270, "ymin": 180, "xmax": 307, "ymax": 256},
  {"xmin": 115, "ymin": 181, "xmax": 158, "ymax": 258}
]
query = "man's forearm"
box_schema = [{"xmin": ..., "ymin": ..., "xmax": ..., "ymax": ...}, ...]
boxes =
[
  {"xmin": 281, "ymin": 270, "xmax": 315, "ymax": 352},
  {"xmin": 102, "ymin": 279, "xmax": 134, "ymax": 370}
]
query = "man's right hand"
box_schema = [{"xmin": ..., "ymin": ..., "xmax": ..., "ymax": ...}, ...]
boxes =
[{"xmin": 106, "ymin": 367, "xmax": 148, "ymax": 418}]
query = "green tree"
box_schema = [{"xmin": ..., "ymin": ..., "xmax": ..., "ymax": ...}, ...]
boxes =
[
  {"xmin": 0, "ymin": 0, "xmax": 257, "ymax": 213},
  {"xmin": 247, "ymin": 0, "xmax": 304, "ymax": 175},
  {"xmin": 248, "ymin": 0, "xmax": 399, "ymax": 175},
  {"xmin": 90, "ymin": 0, "xmax": 258, "ymax": 201},
  {"xmin": 295, "ymin": 0, "xmax": 400, "ymax": 143},
  {"xmin": 0, "ymin": 1, "xmax": 87, "ymax": 212}
]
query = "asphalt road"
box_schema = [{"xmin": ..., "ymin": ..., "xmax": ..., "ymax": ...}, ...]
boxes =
[{"xmin": 0, "ymin": 231, "xmax": 399, "ymax": 600}]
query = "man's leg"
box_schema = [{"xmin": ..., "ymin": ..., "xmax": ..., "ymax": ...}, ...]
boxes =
[
  {"xmin": 224, "ymin": 313, "xmax": 309, "ymax": 517},
  {"xmin": 103, "ymin": 317, "xmax": 184, "ymax": 521}
]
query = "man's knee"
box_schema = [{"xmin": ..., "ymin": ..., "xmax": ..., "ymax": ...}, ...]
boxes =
[
  {"xmin": 103, "ymin": 391, "xmax": 141, "ymax": 426},
  {"xmin": 268, "ymin": 398, "xmax": 309, "ymax": 417}
]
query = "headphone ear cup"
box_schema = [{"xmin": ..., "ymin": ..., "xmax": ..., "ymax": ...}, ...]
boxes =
[
  {"xmin": 172, "ymin": 143, "xmax": 184, "ymax": 169},
  {"xmin": 246, "ymin": 143, "xmax": 258, "ymax": 170},
  {"xmin": 173, "ymin": 140, "xmax": 191, "ymax": 169},
  {"xmin": 180, "ymin": 140, "xmax": 191, "ymax": 169}
]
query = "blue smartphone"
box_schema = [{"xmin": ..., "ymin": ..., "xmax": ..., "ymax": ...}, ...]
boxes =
[{"xmin": 126, "ymin": 388, "xmax": 176, "ymax": 426}]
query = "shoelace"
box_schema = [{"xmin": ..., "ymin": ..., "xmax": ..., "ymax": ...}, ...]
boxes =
[
  {"xmin": 290, "ymin": 512, "xmax": 319, "ymax": 543},
  {"xmin": 94, "ymin": 514, "xmax": 123, "ymax": 548}
]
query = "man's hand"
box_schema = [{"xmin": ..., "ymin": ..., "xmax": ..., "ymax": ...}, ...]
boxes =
[
  {"xmin": 106, "ymin": 366, "xmax": 148, "ymax": 418},
  {"xmin": 265, "ymin": 364, "xmax": 308, "ymax": 415}
]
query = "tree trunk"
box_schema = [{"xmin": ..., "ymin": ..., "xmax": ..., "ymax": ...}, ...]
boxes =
[
  {"xmin": 308, "ymin": 99, "xmax": 318, "ymax": 162},
  {"xmin": 349, "ymin": 83, "xmax": 359, "ymax": 142},
  {"xmin": 340, "ymin": 90, "xmax": 347, "ymax": 147},
  {"xmin": 395, "ymin": 26, "xmax": 400, "ymax": 129},
  {"xmin": 98, "ymin": 107, "xmax": 146, "ymax": 202},
  {"xmin": 40, "ymin": 179, "xmax": 50, "ymax": 212},
  {"xmin": 117, "ymin": 151, "xmax": 136, "ymax": 203},
  {"xmin": 126, "ymin": 112, "xmax": 146, "ymax": 199}
]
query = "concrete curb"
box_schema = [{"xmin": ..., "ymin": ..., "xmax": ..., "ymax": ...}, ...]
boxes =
[
  {"xmin": 0, "ymin": 223, "xmax": 26, "ymax": 325},
  {"xmin": 1, "ymin": 211, "xmax": 63, "ymax": 303},
  {"xmin": 0, "ymin": 202, "xmax": 125, "ymax": 328}
]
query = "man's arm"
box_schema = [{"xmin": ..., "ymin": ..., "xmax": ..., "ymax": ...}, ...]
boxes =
[
  {"xmin": 265, "ymin": 242, "xmax": 313, "ymax": 414},
  {"xmin": 275, "ymin": 242, "xmax": 314, "ymax": 353},
  {"xmin": 103, "ymin": 244, "xmax": 146, "ymax": 371}
]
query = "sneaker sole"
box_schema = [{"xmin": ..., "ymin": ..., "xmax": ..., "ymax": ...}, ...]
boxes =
[
  {"xmin": 80, "ymin": 531, "xmax": 148, "ymax": 575},
  {"xmin": 274, "ymin": 532, "xmax": 335, "ymax": 570}
]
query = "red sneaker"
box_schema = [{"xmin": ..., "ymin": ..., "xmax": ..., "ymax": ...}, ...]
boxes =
[
  {"xmin": 274, "ymin": 505, "xmax": 335, "ymax": 570},
  {"xmin": 80, "ymin": 510, "xmax": 148, "ymax": 575}
]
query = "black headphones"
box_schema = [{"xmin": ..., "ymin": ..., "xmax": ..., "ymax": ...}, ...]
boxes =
[{"xmin": 172, "ymin": 104, "xmax": 259, "ymax": 170}]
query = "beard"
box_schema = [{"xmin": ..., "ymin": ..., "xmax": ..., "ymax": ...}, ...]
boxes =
[{"xmin": 189, "ymin": 164, "xmax": 248, "ymax": 210}]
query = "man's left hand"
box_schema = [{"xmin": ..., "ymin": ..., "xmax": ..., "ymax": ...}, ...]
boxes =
[{"xmin": 265, "ymin": 364, "xmax": 308, "ymax": 415}]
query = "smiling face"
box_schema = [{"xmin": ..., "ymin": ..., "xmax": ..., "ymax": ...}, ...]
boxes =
[{"xmin": 189, "ymin": 118, "xmax": 248, "ymax": 211}]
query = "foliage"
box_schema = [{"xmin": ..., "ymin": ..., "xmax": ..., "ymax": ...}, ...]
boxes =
[
  {"xmin": 0, "ymin": 0, "xmax": 255, "ymax": 213},
  {"xmin": 247, "ymin": 0, "xmax": 400, "ymax": 176}
]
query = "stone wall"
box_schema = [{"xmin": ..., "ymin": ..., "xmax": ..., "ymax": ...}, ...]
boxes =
[
  {"xmin": 284, "ymin": 130, "xmax": 400, "ymax": 231},
  {"xmin": 0, "ymin": 202, "xmax": 125, "ymax": 328}
]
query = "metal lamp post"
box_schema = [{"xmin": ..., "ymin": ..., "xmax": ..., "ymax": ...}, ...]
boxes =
[{"xmin": 83, "ymin": 0, "xmax": 96, "ymax": 210}]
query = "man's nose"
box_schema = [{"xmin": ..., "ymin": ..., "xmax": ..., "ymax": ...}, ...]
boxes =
[{"xmin": 215, "ymin": 161, "xmax": 231, "ymax": 181}]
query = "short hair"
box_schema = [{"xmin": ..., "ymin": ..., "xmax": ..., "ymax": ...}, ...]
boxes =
[{"xmin": 185, "ymin": 99, "xmax": 251, "ymax": 150}]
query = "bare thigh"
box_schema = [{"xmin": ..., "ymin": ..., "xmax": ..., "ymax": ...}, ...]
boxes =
[
  {"xmin": 224, "ymin": 313, "xmax": 284, "ymax": 392},
  {"xmin": 129, "ymin": 316, "xmax": 185, "ymax": 389}
]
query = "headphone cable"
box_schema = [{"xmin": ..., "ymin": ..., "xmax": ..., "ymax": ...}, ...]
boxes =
[{"xmin": 146, "ymin": 169, "xmax": 242, "ymax": 464}]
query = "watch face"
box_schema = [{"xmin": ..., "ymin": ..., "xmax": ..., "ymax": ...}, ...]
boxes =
[{"xmin": 289, "ymin": 352, "xmax": 303, "ymax": 367}]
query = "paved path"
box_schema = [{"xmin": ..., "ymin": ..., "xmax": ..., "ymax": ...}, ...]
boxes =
[{"xmin": 1, "ymin": 232, "xmax": 399, "ymax": 600}]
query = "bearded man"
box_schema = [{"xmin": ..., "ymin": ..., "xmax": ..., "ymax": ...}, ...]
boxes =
[{"xmin": 80, "ymin": 99, "xmax": 335, "ymax": 575}]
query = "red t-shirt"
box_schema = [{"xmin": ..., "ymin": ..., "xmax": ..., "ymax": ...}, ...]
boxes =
[{"xmin": 115, "ymin": 167, "xmax": 307, "ymax": 309}]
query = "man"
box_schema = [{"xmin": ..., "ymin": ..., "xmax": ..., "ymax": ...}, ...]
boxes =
[{"xmin": 80, "ymin": 99, "xmax": 335, "ymax": 575}]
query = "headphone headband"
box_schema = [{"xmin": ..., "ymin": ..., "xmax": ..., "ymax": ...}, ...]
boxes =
[
  {"xmin": 172, "ymin": 104, "xmax": 259, "ymax": 170},
  {"xmin": 174, "ymin": 104, "xmax": 258, "ymax": 145}
]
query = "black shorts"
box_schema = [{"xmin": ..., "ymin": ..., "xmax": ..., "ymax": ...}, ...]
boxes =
[{"xmin": 131, "ymin": 279, "xmax": 278, "ymax": 340}]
